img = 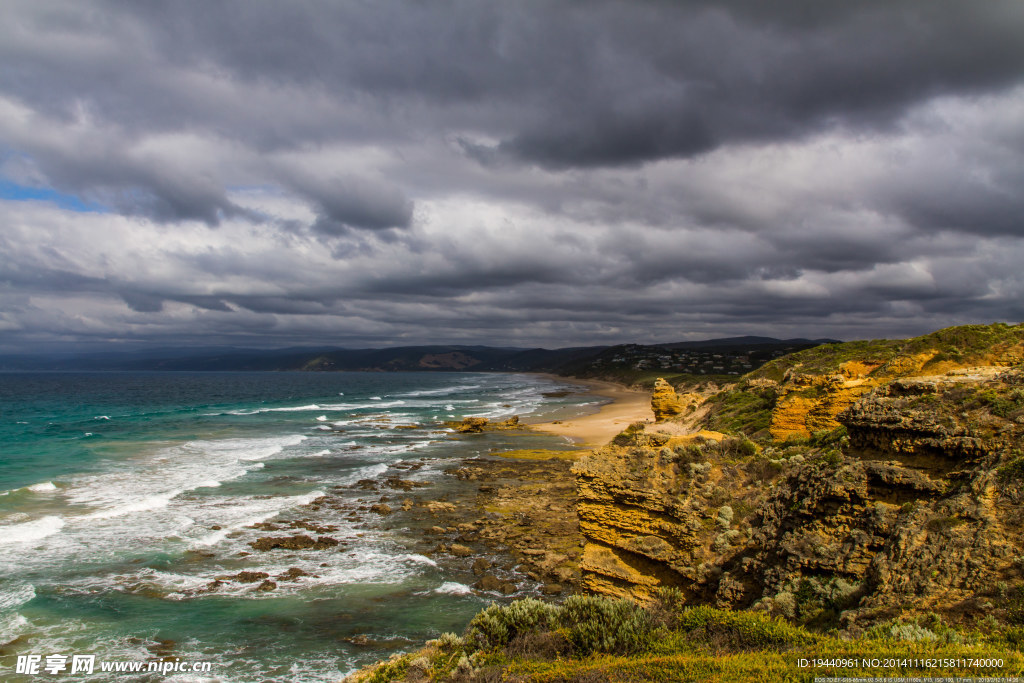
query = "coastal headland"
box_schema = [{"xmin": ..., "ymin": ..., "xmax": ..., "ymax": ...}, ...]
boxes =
[{"xmin": 346, "ymin": 322, "xmax": 1024, "ymax": 682}]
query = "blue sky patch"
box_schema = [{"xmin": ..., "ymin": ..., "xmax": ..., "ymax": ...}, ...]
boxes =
[{"xmin": 0, "ymin": 179, "xmax": 107, "ymax": 213}]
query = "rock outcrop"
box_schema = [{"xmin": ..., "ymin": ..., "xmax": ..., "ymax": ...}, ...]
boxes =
[
  {"xmin": 575, "ymin": 323, "xmax": 1024, "ymax": 628},
  {"xmin": 249, "ymin": 534, "xmax": 340, "ymax": 551},
  {"xmin": 445, "ymin": 415, "xmax": 521, "ymax": 433},
  {"xmin": 650, "ymin": 378, "xmax": 686, "ymax": 421}
]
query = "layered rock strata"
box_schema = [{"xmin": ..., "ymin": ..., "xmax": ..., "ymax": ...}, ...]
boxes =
[{"xmin": 575, "ymin": 363, "xmax": 1024, "ymax": 627}]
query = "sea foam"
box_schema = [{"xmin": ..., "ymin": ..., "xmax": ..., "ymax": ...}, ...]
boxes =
[{"xmin": 0, "ymin": 515, "xmax": 65, "ymax": 545}]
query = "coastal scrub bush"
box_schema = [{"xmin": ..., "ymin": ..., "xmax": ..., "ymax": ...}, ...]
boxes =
[
  {"xmin": 712, "ymin": 436, "xmax": 758, "ymax": 459},
  {"xmin": 463, "ymin": 596, "xmax": 660, "ymax": 658},
  {"xmin": 810, "ymin": 425, "xmax": 848, "ymax": 449},
  {"xmin": 558, "ymin": 595, "xmax": 657, "ymax": 656},
  {"xmin": 998, "ymin": 452, "xmax": 1024, "ymax": 483},
  {"xmin": 430, "ymin": 632, "xmax": 464, "ymax": 649},
  {"xmin": 1005, "ymin": 584, "xmax": 1024, "ymax": 626},
  {"xmin": 675, "ymin": 605, "xmax": 813, "ymax": 650},
  {"xmin": 464, "ymin": 598, "xmax": 559, "ymax": 649},
  {"xmin": 889, "ymin": 623, "xmax": 939, "ymax": 642},
  {"xmin": 977, "ymin": 388, "xmax": 1024, "ymax": 418},
  {"xmin": 363, "ymin": 653, "xmax": 413, "ymax": 683},
  {"xmin": 612, "ymin": 422, "xmax": 647, "ymax": 447}
]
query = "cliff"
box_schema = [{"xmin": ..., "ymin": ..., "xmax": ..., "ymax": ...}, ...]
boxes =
[{"xmin": 574, "ymin": 323, "xmax": 1024, "ymax": 629}]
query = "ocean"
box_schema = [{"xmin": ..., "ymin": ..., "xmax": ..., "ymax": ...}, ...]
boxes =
[{"xmin": 0, "ymin": 371, "xmax": 599, "ymax": 682}]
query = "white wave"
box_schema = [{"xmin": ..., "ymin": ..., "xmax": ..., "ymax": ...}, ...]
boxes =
[
  {"xmin": 0, "ymin": 613, "xmax": 30, "ymax": 644},
  {"xmin": 315, "ymin": 425, "xmax": 332, "ymax": 430},
  {"xmin": 94, "ymin": 415, "xmax": 111, "ymax": 420},
  {"xmin": 83, "ymin": 432, "xmax": 94, "ymax": 437},
  {"xmin": 434, "ymin": 581, "xmax": 473, "ymax": 595},
  {"xmin": 0, "ymin": 582, "xmax": 35, "ymax": 611},
  {"xmin": 369, "ymin": 396, "xmax": 382, "ymax": 400},
  {"xmin": 227, "ymin": 403, "xmax": 322, "ymax": 415},
  {"xmin": 315, "ymin": 415, "xmax": 328, "ymax": 421},
  {"xmin": 0, "ymin": 586, "xmax": 35, "ymax": 645},
  {"xmin": 445, "ymin": 404, "xmax": 455, "ymax": 411},
  {"xmin": 64, "ymin": 434, "xmax": 306, "ymax": 522},
  {"xmin": 400, "ymin": 553, "xmax": 438, "ymax": 567},
  {"xmin": 338, "ymin": 462, "xmax": 389, "ymax": 484},
  {"xmin": 0, "ymin": 515, "xmax": 65, "ymax": 545},
  {"xmin": 231, "ymin": 434, "xmax": 308, "ymax": 461},
  {"xmin": 310, "ymin": 449, "xmax": 331, "ymax": 457},
  {"xmin": 319, "ymin": 400, "xmax": 407, "ymax": 410},
  {"xmin": 0, "ymin": 480, "xmax": 59, "ymax": 496},
  {"xmin": 83, "ymin": 490, "xmax": 183, "ymax": 520},
  {"xmin": 399, "ymin": 384, "xmax": 481, "ymax": 397},
  {"xmin": 189, "ymin": 489, "xmax": 325, "ymax": 549}
]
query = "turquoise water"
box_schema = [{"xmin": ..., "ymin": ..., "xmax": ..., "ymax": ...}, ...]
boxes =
[{"xmin": 0, "ymin": 372, "xmax": 597, "ymax": 681}]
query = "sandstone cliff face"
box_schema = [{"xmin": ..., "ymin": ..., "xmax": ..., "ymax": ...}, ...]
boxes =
[{"xmin": 575, "ymin": 331, "xmax": 1024, "ymax": 628}]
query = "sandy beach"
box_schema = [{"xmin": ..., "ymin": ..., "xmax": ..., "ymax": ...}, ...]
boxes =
[{"xmin": 527, "ymin": 375, "xmax": 652, "ymax": 447}]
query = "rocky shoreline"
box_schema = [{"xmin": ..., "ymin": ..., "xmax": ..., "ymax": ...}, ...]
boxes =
[{"xmin": 175, "ymin": 414, "xmax": 596, "ymax": 648}]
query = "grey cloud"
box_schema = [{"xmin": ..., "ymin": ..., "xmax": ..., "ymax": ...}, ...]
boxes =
[
  {"xmin": 6, "ymin": 1, "xmax": 1023, "ymax": 166},
  {"xmin": 120, "ymin": 291, "xmax": 164, "ymax": 313},
  {"xmin": 285, "ymin": 173, "xmax": 414, "ymax": 234},
  {"xmin": 1, "ymin": 1, "xmax": 1023, "ymax": 351}
]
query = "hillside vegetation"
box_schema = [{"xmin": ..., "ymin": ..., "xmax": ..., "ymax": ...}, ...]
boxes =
[{"xmin": 347, "ymin": 592, "xmax": 1024, "ymax": 682}]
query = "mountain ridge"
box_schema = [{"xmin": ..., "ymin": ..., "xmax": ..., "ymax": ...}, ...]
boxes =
[{"xmin": 0, "ymin": 336, "xmax": 836, "ymax": 374}]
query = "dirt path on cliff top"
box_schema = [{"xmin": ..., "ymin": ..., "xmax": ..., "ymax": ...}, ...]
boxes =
[{"xmin": 527, "ymin": 375, "xmax": 652, "ymax": 447}]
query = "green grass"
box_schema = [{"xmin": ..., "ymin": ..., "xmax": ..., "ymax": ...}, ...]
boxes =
[
  {"xmin": 757, "ymin": 323, "xmax": 1024, "ymax": 381},
  {"xmin": 704, "ymin": 384, "xmax": 779, "ymax": 439}
]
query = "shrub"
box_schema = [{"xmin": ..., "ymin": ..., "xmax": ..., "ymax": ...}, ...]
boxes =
[
  {"xmin": 464, "ymin": 598, "xmax": 559, "ymax": 649},
  {"xmin": 998, "ymin": 453, "xmax": 1024, "ymax": 482},
  {"xmin": 1006, "ymin": 584, "xmax": 1024, "ymax": 625},
  {"xmin": 612, "ymin": 422, "xmax": 648, "ymax": 447},
  {"xmin": 811, "ymin": 425, "xmax": 848, "ymax": 448},
  {"xmin": 364, "ymin": 653, "xmax": 412, "ymax": 683},
  {"xmin": 463, "ymin": 596, "xmax": 661, "ymax": 658},
  {"xmin": 675, "ymin": 605, "xmax": 812, "ymax": 650},
  {"xmin": 979, "ymin": 388, "xmax": 1024, "ymax": 419},
  {"xmin": 887, "ymin": 623, "xmax": 938, "ymax": 642},
  {"xmin": 559, "ymin": 595, "xmax": 658, "ymax": 656}
]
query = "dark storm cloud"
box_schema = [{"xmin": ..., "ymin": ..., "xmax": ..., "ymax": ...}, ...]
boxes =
[
  {"xmin": 280, "ymin": 170, "xmax": 414, "ymax": 234},
  {"xmin": 7, "ymin": 1, "xmax": 1024, "ymax": 161},
  {"xmin": 0, "ymin": 0, "xmax": 1023, "ymax": 351}
]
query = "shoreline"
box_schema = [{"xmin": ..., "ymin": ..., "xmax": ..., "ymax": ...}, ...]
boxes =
[{"xmin": 525, "ymin": 373, "xmax": 652, "ymax": 447}]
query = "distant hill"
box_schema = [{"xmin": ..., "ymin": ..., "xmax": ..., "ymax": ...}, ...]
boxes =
[{"xmin": 0, "ymin": 336, "xmax": 836, "ymax": 376}]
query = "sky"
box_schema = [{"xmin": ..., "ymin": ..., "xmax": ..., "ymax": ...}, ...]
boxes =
[{"xmin": 1, "ymin": 0, "xmax": 1024, "ymax": 353}]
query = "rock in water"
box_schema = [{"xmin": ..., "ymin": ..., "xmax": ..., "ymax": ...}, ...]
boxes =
[
  {"xmin": 445, "ymin": 415, "xmax": 521, "ymax": 433},
  {"xmin": 249, "ymin": 534, "xmax": 340, "ymax": 551},
  {"xmin": 651, "ymin": 378, "xmax": 685, "ymax": 421}
]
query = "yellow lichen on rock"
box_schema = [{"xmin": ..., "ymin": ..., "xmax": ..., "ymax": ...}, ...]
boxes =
[
  {"xmin": 839, "ymin": 360, "xmax": 882, "ymax": 379},
  {"xmin": 770, "ymin": 383, "xmax": 876, "ymax": 440},
  {"xmin": 662, "ymin": 431, "xmax": 727, "ymax": 451},
  {"xmin": 768, "ymin": 351, "xmax": 958, "ymax": 440}
]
